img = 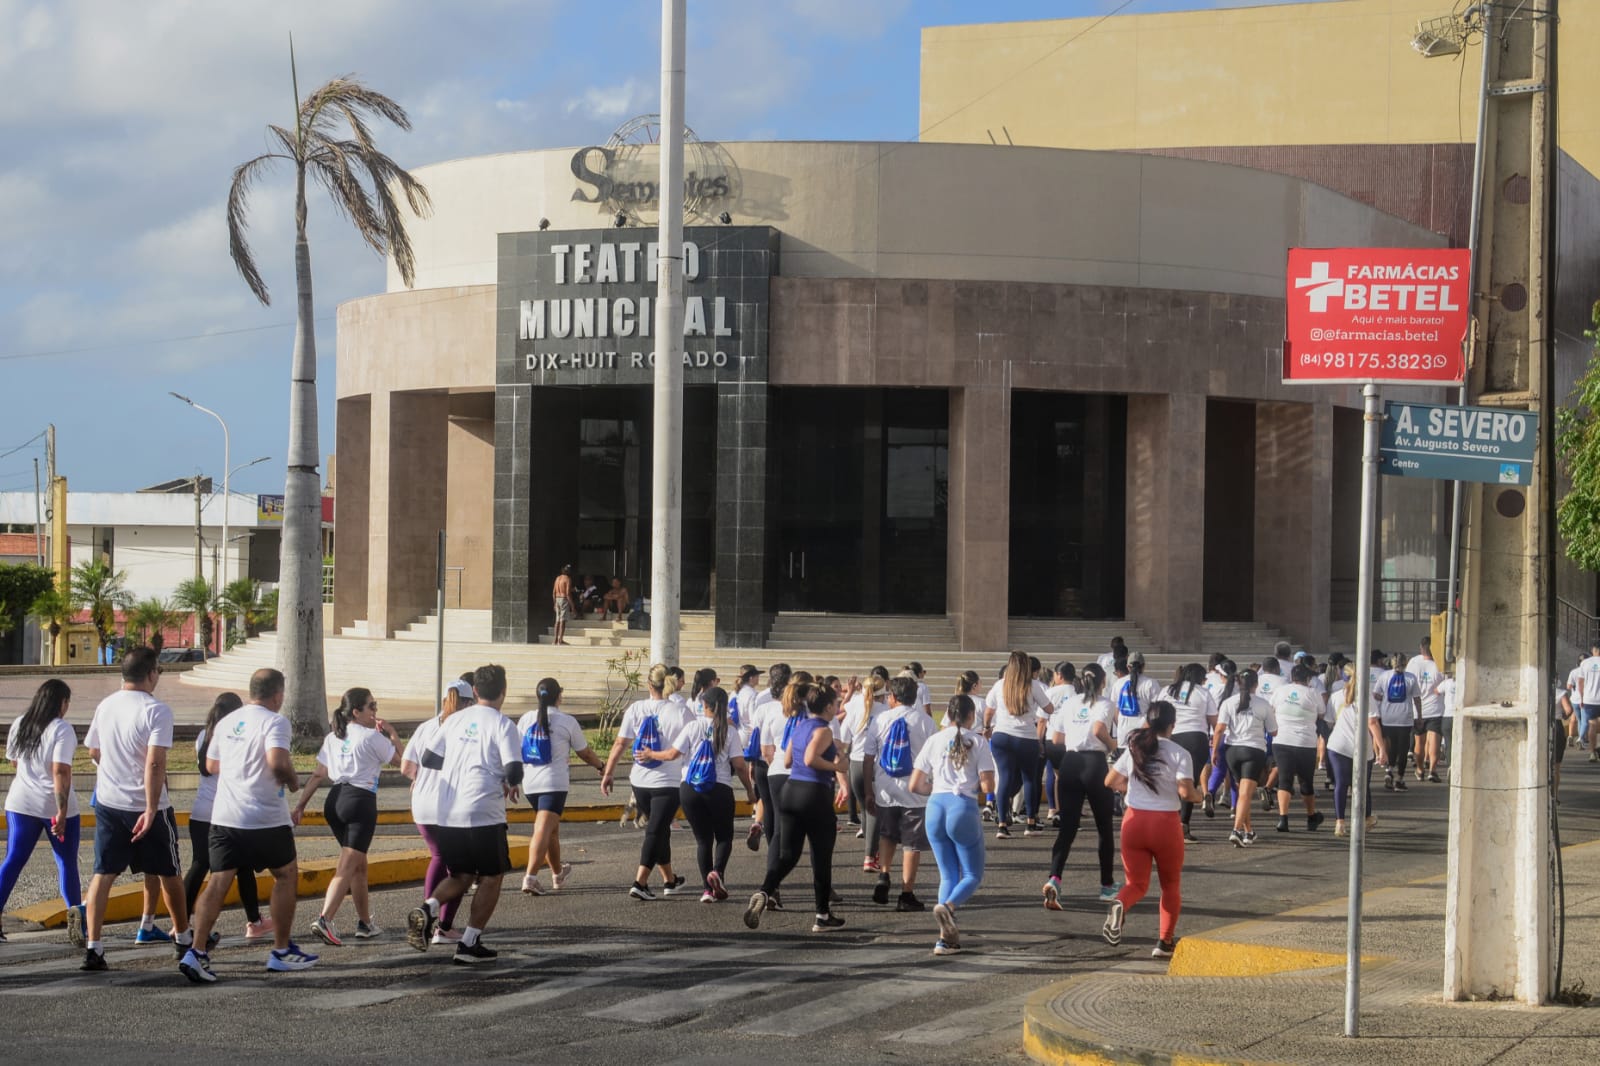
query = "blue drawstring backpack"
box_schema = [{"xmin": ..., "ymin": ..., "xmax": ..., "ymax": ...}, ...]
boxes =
[
  {"xmin": 1117, "ymin": 680, "xmax": 1141, "ymax": 719},
  {"xmin": 780, "ymin": 713, "xmax": 799, "ymax": 755},
  {"xmin": 522, "ymin": 720, "xmax": 552, "ymax": 766},
  {"xmin": 685, "ymin": 728, "xmax": 718, "ymax": 793},
  {"xmin": 1385, "ymin": 671, "xmax": 1410, "ymax": 705},
  {"xmin": 633, "ymin": 712, "xmax": 663, "ymax": 768},
  {"xmin": 878, "ymin": 716, "xmax": 913, "ymax": 778},
  {"xmin": 742, "ymin": 723, "xmax": 762, "ymax": 762},
  {"xmin": 729, "ymin": 695, "xmax": 741, "ymax": 729}
]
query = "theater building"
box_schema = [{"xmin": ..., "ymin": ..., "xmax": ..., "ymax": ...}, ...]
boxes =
[{"xmin": 332, "ymin": 133, "xmax": 1466, "ymax": 653}]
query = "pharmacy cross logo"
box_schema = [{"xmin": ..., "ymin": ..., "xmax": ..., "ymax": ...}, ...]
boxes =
[{"xmin": 1294, "ymin": 260, "xmax": 1344, "ymax": 312}]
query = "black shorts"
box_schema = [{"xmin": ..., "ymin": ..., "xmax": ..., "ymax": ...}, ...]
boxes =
[
  {"xmin": 429, "ymin": 824, "xmax": 513, "ymax": 877},
  {"xmin": 1225, "ymin": 745, "xmax": 1269, "ymax": 785},
  {"xmin": 876, "ymin": 805, "xmax": 929, "ymax": 851},
  {"xmin": 1417, "ymin": 717, "xmax": 1444, "ymax": 735},
  {"xmin": 93, "ymin": 804, "xmax": 181, "ymax": 878},
  {"xmin": 528, "ymin": 790, "xmax": 569, "ymax": 815},
  {"xmin": 209, "ymin": 824, "xmax": 297, "ymax": 874},
  {"xmin": 1273, "ymin": 744, "xmax": 1319, "ymax": 796},
  {"xmin": 325, "ymin": 783, "xmax": 379, "ymax": 853}
]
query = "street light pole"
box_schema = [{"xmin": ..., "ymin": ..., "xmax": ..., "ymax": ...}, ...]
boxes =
[{"xmin": 171, "ymin": 393, "xmax": 230, "ymax": 595}]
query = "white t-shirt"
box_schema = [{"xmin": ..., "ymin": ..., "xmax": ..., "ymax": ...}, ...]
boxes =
[
  {"xmin": 744, "ymin": 690, "xmax": 781, "ymax": 764},
  {"xmin": 316, "ymin": 722, "xmax": 395, "ymax": 793},
  {"xmin": 861, "ymin": 705, "xmax": 937, "ymax": 809},
  {"xmin": 1373, "ymin": 669, "xmax": 1421, "ymax": 727},
  {"xmin": 192, "ymin": 730, "xmax": 218, "ymax": 823},
  {"xmin": 85, "ymin": 688, "xmax": 173, "ymax": 811},
  {"xmin": 1217, "ymin": 694, "xmax": 1278, "ymax": 750},
  {"xmin": 915, "ymin": 681, "xmax": 932, "ymax": 713},
  {"xmin": 1110, "ymin": 674, "xmax": 1164, "ymax": 745},
  {"xmin": 1166, "ymin": 683, "xmax": 1217, "ymax": 737},
  {"xmin": 756, "ymin": 701, "xmax": 803, "ymax": 781},
  {"xmin": 515, "ymin": 708, "xmax": 589, "ymax": 793},
  {"xmin": 1579, "ymin": 656, "xmax": 1600, "ymax": 704},
  {"xmin": 620, "ymin": 697, "xmax": 694, "ymax": 790},
  {"xmin": 1438, "ymin": 676, "xmax": 1457, "ymax": 717},
  {"xmin": 913, "ymin": 725, "xmax": 996, "ymax": 798},
  {"xmin": 1272, "ymin": 684, "xmax": 1324, "ymax": 748},
  {"xmin": 404, "ymin": 717, "xmax": 446, "ymax": 825},
  {"xmin": 670, "ymin": 718, "xmax": 745, "ymax": 788},
  {"xmin": 1326, "ymin": 693, "xmax": 1381, "ymax": 759},
  {"xmin": 1112, "ymin": 738, "xmax": 1192, "ymax": 812},
  {"xmin": 983, "ymin": 678, "xmax": 1051, "ymax": 740},
  {"xmin": 5, "ymin": 716, "xmax": 79, "ymax": 820},
  {"xmin": 732, "ymin": 684, "xmax": 761, "ymax": 750},
  {"xmin": 1405, "ymin": 655, "xmax": 1445, "ymax": 718},
  {"xmin": 1096, "ymin": 652, "xmax": 1118, "ymax": 675},
  {"xmin": 837, "ymin": 696, "xmax": 886, "ymax": 762},
  {"xmin": 1255, "ymin": 672, "xmax": 1289, "ymax": 708},
  {"xmin": 210, "ymin": 704, "xmax": 293, "ymax": 830},
  {"xmin": 1046, "ymin": 693, "xmax": 1117, "ymax": 754},
  {"xmin": 426, "ymin": 703, "xmax": 522, "ymax": 828}
]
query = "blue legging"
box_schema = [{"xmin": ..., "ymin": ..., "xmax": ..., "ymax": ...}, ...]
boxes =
[
  {"xmin": 925, "ymin": 792, "xmax": 985, "ymax": 907},
  {"xmin": 990, "ymin": 732, "xmax": 1041, "ymax": 825},
  {"xmin": 0, "ymin": 811, "xmax": 82, "ymax": 911}
]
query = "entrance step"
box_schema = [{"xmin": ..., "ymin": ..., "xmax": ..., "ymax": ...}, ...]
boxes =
[{"xmin": 1199, "ymin": 621, "xmax": 1298, "ymax": 658}]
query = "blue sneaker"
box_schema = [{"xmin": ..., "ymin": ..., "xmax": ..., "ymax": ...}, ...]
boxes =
[
  {"xmin": 135, "ymin": 925, "xmax": 172, "ymax": 945},
  {"xmin": 1098, "ymin": 884, "xmax": 1121, "ymax": 903},
  {"xmin": 266, "ymin": 941, "xmax": 318, "ymax": 972}
]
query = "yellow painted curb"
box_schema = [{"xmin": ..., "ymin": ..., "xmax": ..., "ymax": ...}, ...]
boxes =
[
  {"xmin": 1021, "ymin": 977, "xmax": 1279, "ymax": 1066},
  {"xmin": 1166, "ymin": 936, "xmax": 1359, "ymax": 978},
  {"xmin": 36, "ymin": 800, "xmax": 749, "ymax": 832}
]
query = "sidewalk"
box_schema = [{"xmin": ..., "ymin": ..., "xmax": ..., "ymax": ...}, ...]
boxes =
[{"xmin": 1022, "ymin": 840, "xmax": 1600, "ymax": 1065}]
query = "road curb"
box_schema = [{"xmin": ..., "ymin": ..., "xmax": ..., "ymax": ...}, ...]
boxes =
[{"xmin": 1021, "ymin": 975, "xmax": 1279, "ymax": 1066}]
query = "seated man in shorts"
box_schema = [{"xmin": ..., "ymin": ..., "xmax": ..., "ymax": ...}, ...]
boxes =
[{"xmin": 603, "ymin": 577, "xmax": 632, "ymax": 621}]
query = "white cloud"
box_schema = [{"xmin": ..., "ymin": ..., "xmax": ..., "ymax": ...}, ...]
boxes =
[{"xmin": 565, "ymin": 78, "xmax": 648, "ymax": 121}]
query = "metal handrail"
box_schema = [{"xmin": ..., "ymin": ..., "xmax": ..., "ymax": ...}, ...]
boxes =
[
  {"xmin": 1559, "ymin": 597, "xmax": 1600, "ymax": 651},
  {"xmin": 1331, "ymin": 577, "xmax": 1450, "ymax": 623},
  {"xmin": 322, "ymin": 563, "xmax": 335, "ymax": 605}
]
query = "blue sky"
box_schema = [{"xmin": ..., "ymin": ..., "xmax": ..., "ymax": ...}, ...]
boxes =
[{"xmin": 0, "ymin": 0, "xmax": 1308, "ymax": 494}]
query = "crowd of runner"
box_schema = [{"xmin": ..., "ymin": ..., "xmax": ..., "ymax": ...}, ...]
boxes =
[{"xmin": 0, "ymin": 634, "xmax": 1471, "ymax": 982}]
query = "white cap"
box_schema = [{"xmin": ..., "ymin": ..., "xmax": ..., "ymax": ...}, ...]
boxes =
[{"xmin": 448, "ymin": 679, "xmax": 475, "ymax": 699}]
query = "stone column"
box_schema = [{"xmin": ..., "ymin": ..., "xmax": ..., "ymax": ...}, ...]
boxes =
[
  {"xmin": 715, "ymin": 380, "xmax": 769, "ymax": 647},
  {"xmin": 1124, "ymin": 393, "xmax": 1205, "ymax": 651},
  {"xmin": 946, "ymin": 386, "xmax": 1009, "ymax": 651},
  {"xmin": 332, "ymin": 395, "xmax": 371, "ymax": 633},
  {"xmin": 445, "ymin": 393, "xmax": 495, "ymax": 610},
  {"xmin": 364, "ymin": 390, "xmax": 450, "ymax": 638},
  {"xmin": 1252, "ymin": 400, "xmax": 1333, "ymax": 650},
  {"xmin": 493, "ymin": 384, "xmax": 581, "ymax": 644}
]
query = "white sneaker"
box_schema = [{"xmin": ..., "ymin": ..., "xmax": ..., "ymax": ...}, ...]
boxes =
[
  {"xmin": 431, "ymin": 928, "xmax": 462, "ymax": 945},
  {"xmin": 521, "ymin": 874, "xmax": 546, "ymax": 896},
  {"xmin": 553, "ymin": 862, "xmax": 573, "ymax": 890},
  {"xmin": 266, "ymin": 942, "xmax": 318, "ymax": 972},
  {"xmin": 244, "ymin": 917, "xmax": 275, "ymax": 941}
]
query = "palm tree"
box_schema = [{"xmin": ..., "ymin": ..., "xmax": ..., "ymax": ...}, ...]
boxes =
[
  {"xmin": 71, "ymin": 559, "xmax": 133, "ymax": 656},
  {"xmin": 29, "ymin": 585, "xmax": 78, "ymax": 666},
  {"xmin": 127, "ymin": 598, "xmax": 167, "ymax": 649},
  {"xmin": 173, "ymin": 577, "xmax": 218, "ymax": 656},
  {"xmin": 226, "ymin": 47, "xmax": 430, "ymax": 744},
  {"xmin": 220, "ymin": 577, "xmax": 264, "ymax": 647}
]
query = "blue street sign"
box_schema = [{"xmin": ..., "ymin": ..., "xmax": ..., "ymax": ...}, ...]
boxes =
[{"xmin": 1380, "ymin": 401, "xmax": 1537, "ymax": 485}]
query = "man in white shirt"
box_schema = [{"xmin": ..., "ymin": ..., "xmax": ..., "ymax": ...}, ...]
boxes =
[
  {"xmin": 1575, "ymin": 642, "xmax": 1600, "ymax": 762},
  {"xmin": 80, "ymin": 646, "xmax": 193, "ymax": 972},
  {"xmin": 407, "ymin": 664, "xmax": 524, "ymax": 964},
  {"xmin": 1372, "ymin": 654, "xmax": 1423, "ymax": 790},
  {"xmin": 860, "ymin": 677, "xmax": 937, "ymax": 912},
  {"xmin": 1404, "ymin": 636, "xmax": 1446, "ymax": 783},
  {"xmin": 180, "ymin": 668, "xmax": 315, "ymax": 982}
]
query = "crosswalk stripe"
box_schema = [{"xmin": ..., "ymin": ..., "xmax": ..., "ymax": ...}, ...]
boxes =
[
  {"xmin": 438, "ymin": 943, "xmax": 784, "ymax": 1019},
  {"xmin": 586, "ymin": 945, "xmax": 912, "ymax": 1025},
  {"xmin": 879, "ymin": 999, "xmax": 1023, "ymax": 1044},
  {"xmin": 743, "ymin": 952, "xmax": 1033, "ymax": 1036}
]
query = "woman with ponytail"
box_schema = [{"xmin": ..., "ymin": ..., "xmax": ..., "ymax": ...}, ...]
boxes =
[
  {"xmin": 756, "ymin": 669, "xmax": 814, "ymax": 907},
  {"xmin": 1326, "ymin": 664, "xmax": 1387, "ymax": 837},
  {"xmin": 1, "ymin": 679, "xmax": 83, "ymax": 944},
  {"xmin": 602, "ymin": 663, "xmax": 697, "ymax": 900},
  {"xmin": 1103, "ymin": 700, "xmax": 1201, "ymax": 958},
  {"xmin": 295, "ymin": 687, "xmax": 402, "ymax": 945},
  {"xmin": 517, "ymin": 677, "xmax": 605, "ymax": 895},
  {"xmin": 983, "ymin": 650, "xmax": 1051, "ymax": 839},
  {"xmin": 743, "ymin": 663, "xmax": 791, "ymax": 853},
  {"xmin": 1202, "ymin": 659, "xmax": 1239, "ymax": 816},
  {"xmin": 1041, "ymin": 663, "xmax": 1120, "ymax": 910},
  {"xmin": 838, "ymin": 667, "xmax": 889, "ymax": 865},
  {"xmin": 909, "ymin": 694, "xmax": 996, "ymax": 955},
  {"xmin": 401, "ymin": 678, "xmax": 472, "ymax": 944},
  {"xmin": 1166, "ymin": 664, "xmax": 1217, "ymax": 842},
  {"xmin": 1212, "ymin": 669, "xmax": 1277, "ymax": 847}
]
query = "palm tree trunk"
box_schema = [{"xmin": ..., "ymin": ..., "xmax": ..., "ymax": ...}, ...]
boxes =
[{"xmin": 277, "ymin": 171, "xmax": 328, "ymax": 748}]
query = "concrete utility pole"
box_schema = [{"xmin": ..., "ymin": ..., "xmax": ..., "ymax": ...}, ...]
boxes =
[
  {"xmin": 649, "ymin": 0, "xmax": 686, "ymax": 667},
  {"xmin": 1444, "ymin": 0, "xmax": 1558, "ymax": 1006}
]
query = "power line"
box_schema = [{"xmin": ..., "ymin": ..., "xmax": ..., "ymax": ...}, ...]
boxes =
[{"xmin": 0, "ymin": 317, "xmax": 337, "ymax": 364}]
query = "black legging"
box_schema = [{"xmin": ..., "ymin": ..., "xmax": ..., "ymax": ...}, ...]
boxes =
[
  {"xmin": 184, "ymin": 818, "xmax": 262, "ymax": 921},
  {"xmin": 764, "ymin": 774, "xmax": 790, "ymax": 877},
  {"xmin": 678, "ymin": 781, "xmax": 735, "ymax": 885},
  {"xmin": 761, "ymin": 778, "xmax": 836, "ymax": 915},
  {"xmin": 632, "ymin": 785, "xmax": 679, "ymax": 869},
  {"xmin": 1172, "ymin": 732, "xmax": 1210, "ymax": 826},
  {"xmin": 752, "ymin": 761, "xmax": 775, "ymax": 842},
  {"xmin": 1050, "ymin": 749, "xmax": 1115, "ymax": 885},
  {"xmin": 1382, "ymin": 725, "xmax": 1414, "ymax": 778},
  {"xmin": 848, "ymin": 759, "xmax": 877, "ymax": 854}
]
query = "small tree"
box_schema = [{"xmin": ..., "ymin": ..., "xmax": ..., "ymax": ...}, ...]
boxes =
[
  {"xmin": 71, "ymin": 559, "xmax": 132, "ymax": 655},
  {"xmin": 173, "ymin": 577, "xmax": 218, "ymax": 654},
  {"xmin": 0, "ymin": 563, "xmax": 54, "ymax": 640},
  {"xmin": 29, "ymin": 584, "xmax": 78, "ymax": 665},
  {"xmin": 1557, "ymin": 301, "xmax": 1600, "ymax": 570},
  {"xmin": 127, "ymin": 598, "xmax": 168, "ymax": 649},
  {"xmin": 596, "ymin": 648, "xmax": 646, "ymax": 751}
]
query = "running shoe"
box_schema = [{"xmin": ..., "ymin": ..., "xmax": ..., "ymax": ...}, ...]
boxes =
[
  {"xmin": 207, "ymin": 931, "xmax": 222, "ymax": 951},
  {"xmin": 768, "ymin": 890, "xmax": 785, "ymax": 911},
  {"xmin": 1023, "ymin": 822, "xmax": 1041, "ymax": 837},
  {"xmin": 981, "ymin": 803, "xmax": 996, "ymax": 823},
  {"xmin": 933, "ymin": 938, "xmax": 961, "ymax": 956},
  {"xmin": 629, "ymin": 881, "xmax": 658, "ymax": 901},
  {"xmin": 135, "ymin": 925, "xmax": 172, "ymax": 946},
  {"xmin": 178, "ymin": 948, "xmax": 217, "ymax": 984},
  {"xmin": 1152, "ymin": 938, "xmax": 1178, "ymax": 959},
  {"xmin": 1202, "ymin": 792, "xmax": 1215, "ymax": 818},
  {"xmin": 1416, "ymin": 767, "xmax": 1426, "ymax": 782},
  {"xmin": 1428, "ymin": 772, "xmax": 1441, "ymax": 784},
  {"xmin": 244, "ymin": 917, "xmax": 275, "ymax": 941},
  {"xmin": 1101, "ymin": 899, "xmax": 1124, "ymax": 946},
  {"xmin": 862, "ymin": 856, "xmax": 882, "ymax": 873},
  {"xmin": 846, "ymin": 816, "xmax": 862, "ymax": 827},
  {"xmin": 1229, "ymin": 829, "xmax": 1244, "ymax": 848},
  {"xmin": 172, "ymin": 936, "xmax": 194, "ymax": 961},
  {"xmin": 1276, "ymin": 816, "xmax": 1290, "ymax": 833},
  {"xmin": 660, "ymin": 875, "xmax": 689, "ymax": 896},
  {"xmin": 0, "ymin": 923, "xmax": 6, "ymax": 943},
  {"xmin": 553, "ymin": 862, "xmax": 574, "ymax": 890},
  {"xmin": 452, "ymin": 939, "xmax": 498, "ymax": 964},
  {"xmin": 405, "ymin": 905, "xmax": 436, "ymax": 952},
  {"xmin": 354, "ymin": 921, "xmax": 382, "ymax": 939},
  {"xmin": 872, "ymin": 877, "xmax": 891, "ymax": 905},
  {"xmin": 1244, "ymin": 831, "xmax": 1257, "ymax": 845},
  {"xmin": 1365, "ymin": 814, "xmax": 1378, "ymax": 830},
  {"xmin": 1334, "ymin": 820, "xmax": 1349, "ymax": 837},
  {"xmin": 431, "ymin": 928, "xmax": 462, "ymax": 945},
  {"xmin": 310, "ymin": 915, "xmax": 343, "ymax": 947},
  {"xmin": 855, "ymin": 827, "xmax": 865, "ymax": 839},
  {"xmin": 1042, "ymin": 877, "xmax": 1062, "ymax": 911},
  {"xmin": 700, "ymin": 890, "xmax": 716, "ymax": 903},
  {"xmin": 1384, "ymin": 772, "xmax": 1395, "ymax": 791},
  {"xmin": 933, "ymin": 902, "xmax": 959, "ymax": 948},
  {"xmin": 1098, "ymin": 884, "xmax": 1120, "ymax": 903},
  {"xmin": 707, "ymin": 870, "xmax": 729, "ymax": 901},
  {"xmin": 521, "ymin": 874, "xmax": 546, "ymax": 896},
  {"xmin": 811, "ymin": 914, "xmax": 846, "ymax": 932},
  {"xmin": 80, "ymin": 947, "xmax": 108, "ymax": 972},
  {"xmin": 1307, "ymin": 812, "xmax": 1325, "ymax": 832},
  {"xmin": 1394, "ymin": 778, "xmax": 1408, "ymax": 792},
  {"xmin": 829, "ymin": 887, "xmax": 844, "ymax": 904},
  {"xmin": 995, "ymin": 824, "xmax": 1012, "ymax": 840},
  {"xmin": 746, "ymin": 822, "xmax": 763, "ymax": 851},
  {"xmin": 1590, "ymin": 751, "xmax": 1599, "ymax": 764},
  {"xmin": 896, "ymin": 891, "xmax": 926, "ymax": 913},
  {"xmin": 266, "ymin": 942, "xmax": 319, "ymax": 972},
  {"xmin": 66, "ymin": 905, "xmax": 85, "ymax": 949},
  {"xmin": 1261, "ymin": 791, "xmax": 1275, "ymax": 813},
  {"xmin": 1182, "ymin": 825, "xmax": 1197, "ymax": 843},
  {"xmin": 743, "ymin": 891, "xmax": 769, "ymax": 929}
]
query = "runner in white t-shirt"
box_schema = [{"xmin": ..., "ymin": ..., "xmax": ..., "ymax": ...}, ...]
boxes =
[
  {"xmin": 1325, "ymin": 665, "xmax": 1386, "ymax": 836},
  {"xmin": 909, "ymin": 694, "xmax": 996, "ymax": 955},
  {"xmin": 1576, "ymin": 642, "xmax": 1600, "ymax": 758},
  {"xmin": 861, "ymin": 677, "xmax": 938, "ymax": 911},
  {"xmin": 740, "ymin": 664, "xmax": 790, "ymax": 854},
  {"xmin": 1405, "ymin": 637, "xmax": 1446, "ymax": 783},
  {"xmin": 1213, "ymin": 670, "xmax": 1277, "ymax": 846},
  {"xmin": 183, "ymin": 693, "xmax": 266, "ymax": 943},
  {"xmin": 839, "ymin": 672, "xmax": 889, "ymax": 867},
  {"xmin": 1041, "ymin": 664, "xmax": 1121, "ymax": 909},
  {"xmin": 181, "ymin": 667, "xmax": 315, "ymax": 982},
  {"xmin": 1162, "ymin": 664, "xmax": 1217, "ymax": 844},
  {"xmin": 293, "ymin": 686, "xmax": 402, "ymax": 946},
  {"xmin": 983, "ymin": 651, "xmax": 1052, "ymax": 837},
  {"xmin": 401, "ymin": 677, "xmax": 474, "ymax": 944},
  {"xmin": 1372, "ymin": 655, "xmax": 1422, "ymax": 791},
  {"xmin": 515, "ymin": 676, "xmax": 605, "ymax": 896},
  {"xmin": 601, "ymin": 664, "xmax": 697, "ymax": 900},
  {"xmin": 1268, "ymin": 665, "xmax": 1326, "ymax": 834},
  {"xmin": 406, "ymin": 664, "xmax": 525, "ymax": 965},
  {"xmin": 1, "ymin": 679, "xmax": 83, "ymax": 946}
]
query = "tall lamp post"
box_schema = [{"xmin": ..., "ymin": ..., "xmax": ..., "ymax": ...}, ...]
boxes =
[{"xmin": 171, "ymin": 393, "xmax": 230, "ymax": 594}]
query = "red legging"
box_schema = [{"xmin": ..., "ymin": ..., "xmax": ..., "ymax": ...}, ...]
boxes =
[{"xmin": 1116, "ymin": 808, "xmax": 1184, "ymax": 941}]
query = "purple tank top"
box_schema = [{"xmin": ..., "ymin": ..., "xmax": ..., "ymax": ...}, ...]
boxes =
[{"xmin": 787, "ymin": 716, "xmax": 836, "ymax": 783}]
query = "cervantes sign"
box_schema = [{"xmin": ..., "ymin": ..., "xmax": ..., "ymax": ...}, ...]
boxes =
[{"xmin": 1282, "ymin": 247, "xmax": 1471, "ymax": 385}]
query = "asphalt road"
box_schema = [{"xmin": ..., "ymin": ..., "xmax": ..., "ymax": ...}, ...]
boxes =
[{"xmin": 2, "ymin": 761, "xmax": 1596, "ymax": 1066}]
